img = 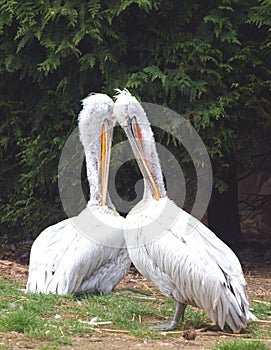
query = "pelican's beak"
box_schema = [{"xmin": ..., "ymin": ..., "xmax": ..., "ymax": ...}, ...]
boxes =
[
  {"xmin": 124, "ymin": 117, "xmax": 160, "ymax": 201},
  {"xmin": 101, "ymin": 119, "xmax": 113, "ymax": 206}
]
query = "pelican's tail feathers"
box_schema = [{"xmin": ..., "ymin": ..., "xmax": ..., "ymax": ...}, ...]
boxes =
[
  {"xmin": 224, "ymin": 284, "xmax": 257, "ymax": 333},
  {"xmin": 26, "ymin": 266, "xmax": 51, "ymax": 294},
  {"xmin": 25, "ymin": 270, "xmax": 39, "ymax": 293},
  {"xmin": 247, "ymin": 310, "xmax": 257, "ymax": 321},
  {"xmin": 225, "ymin": 295, "xmax": 248, "ymax": 333},
  {"xmin": 206, "ymin": 277, "xmax": 256, "ymax": 333}
]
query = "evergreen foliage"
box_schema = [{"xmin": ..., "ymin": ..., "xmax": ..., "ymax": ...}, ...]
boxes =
[{"xmin": 0, "ymin": 0, "xmax": 270, "ymax": 242}]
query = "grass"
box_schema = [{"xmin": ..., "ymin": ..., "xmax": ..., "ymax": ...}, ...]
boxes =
[
  {"xmin": 212, "ymin": 340, "xmax": 270, "ymax": 350},
  {"xmin": 0, "ymin": 278, "xmax": 270, "ymax": 349},
  {"xmin": 210, "ymin": 299, "xmax": 271, "ymax": 350},
  {"xmin": 0, "ymin": 278, "xmax": 209, "ymax": 341},
  {"xmin": 243, "ymin": 299, "xmax": 271, "ymax": 340}
]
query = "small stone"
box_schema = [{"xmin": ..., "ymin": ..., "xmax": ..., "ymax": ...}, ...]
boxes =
[
  {"xmin": 90, "ymin": 317, "xmax": 102, "ymax": 324},
  {"xmin": 183, "ymin": 329, "xmax": 197, "ymax": 340}
]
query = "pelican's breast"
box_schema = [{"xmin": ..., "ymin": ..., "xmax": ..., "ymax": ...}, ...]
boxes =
[{"xmin": 72, "ymin": 205, "xmax": 125, "ymax": 249}]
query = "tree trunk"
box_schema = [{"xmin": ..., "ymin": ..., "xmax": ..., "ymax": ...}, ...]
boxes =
[{"xmin": 207, "ymin": 166, "xmax": 241, "ymax": 245}]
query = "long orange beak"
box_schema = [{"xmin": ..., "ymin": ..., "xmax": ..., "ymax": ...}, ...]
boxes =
[
  {"xmin": 101, "ymin": 120, "xmax": 113, "ymax": 206},
  {"xmin": 125, "ymin": 117, "xmax": 160, "ymax": 201}
]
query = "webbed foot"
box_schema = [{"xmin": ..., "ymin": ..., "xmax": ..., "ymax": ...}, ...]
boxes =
[
  {"xmin": 150, "ymin": 302, "xmax": 187, "ymax": 331},
  {"xmin": 150, "ymin": 320, "xmax": 178, "ymax": 331}
]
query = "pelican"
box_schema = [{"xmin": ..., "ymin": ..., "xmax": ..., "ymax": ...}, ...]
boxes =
[
  {"xmin": 113, "ymin": 89, "xmax": 256, "ymax": 332},
  {"xmin": 26, "ymin": 93, "xmax": 131, "ymax": 295}
]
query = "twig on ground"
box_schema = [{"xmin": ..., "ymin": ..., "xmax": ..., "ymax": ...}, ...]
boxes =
[
  {"xmin": 254, "ymin": 319, "xmax": 271, "ymax": 324},
  {"xmin": 133, "ymin": 295, "xmax": 157, "ymax": 300},
  {"xmin": 78, "ymin": 320, "xmax": 113, "ymax": 326},
  {"xmin": 141, "ymin": 282, "xmax": 158, "ymax": 295},
  {"xmin": 237, "ymin": 338, "xmax": 271, "ymax": 343},
  {"xmin": 161, "ymin": 324, "xmax": 216, "ymax": 335},
  {"xmin": 196, "ymin": 324, "xmax": 217, "ymax": 332},
  {"xmin": 101, "ymin": 329, "xmax": 129, "ymax": 334},
  {"xmin": 252, "ymin": 299, "xmax": 271, "ymax": 305},
  {"xmin": 217, "ymin": 331, "xmax": 244, "ymax": 337}
]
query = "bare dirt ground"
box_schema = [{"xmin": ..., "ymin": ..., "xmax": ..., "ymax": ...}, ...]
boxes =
[{"xmin": 0, "ymin": 237, "xmax": 271, "ymax": 350}]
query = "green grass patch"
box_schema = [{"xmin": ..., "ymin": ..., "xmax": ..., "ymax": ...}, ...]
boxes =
[
  {"xmin": 0, "ymin": 345, "xmax": 9, "ymax": 350},
  {"xmin": 0, "ymin": 278, "xmax": 210, "ymax": 341},
  {"xmin": 0, "ymin": 307, "xmax": 44, "ymax": 333},
  {"xmin": 250, "ymin": 300, "xmax": 271, "ymax": 319},
  {"xmin": 242, "ymin": 300, "xmax": 271, "ymax": 339},
  {"xmin": 212, "ymin": 340, "xmax": 270, "ymax": 350},
  {"xmin": 0, "ymin": 277, "xmax": 270, "ymax": 345}
]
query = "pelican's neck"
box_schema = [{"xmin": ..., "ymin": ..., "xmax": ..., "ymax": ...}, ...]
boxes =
[
  {"xmin": 78, "ymin": 93, "xmax": 116, "ymax": 209},
  {"xmin": 82, "ymin": 130, "xmax": 116, "ymax": 209},
  {"xmin": 141, "ymin": 123, "xmax": 167, "ymax": 200},
  {"xmin": 83, "ymin": 137, "xmax": 103, "ymax": 206},
  {"xmin": 79, "ymin": 116, "xmax": 108, "ymax": 207},
  {"xmin": 142, "ymin": 179, "xmax": 154, "ymax": 202}
]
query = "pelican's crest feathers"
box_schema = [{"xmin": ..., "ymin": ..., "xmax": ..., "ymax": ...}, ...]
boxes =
[{"xmin": 113, "ymin": 88, "xmax": 132, "ymax": 99}]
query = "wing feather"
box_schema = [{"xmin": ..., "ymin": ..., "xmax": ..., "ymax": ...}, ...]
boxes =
[
  {"xmin": 26, "ymin": 207, "xmax": 130, "ymax": 295},
  {"xmin": 125, "ymin": 196, "xmax": 255, "ymax": 332}
]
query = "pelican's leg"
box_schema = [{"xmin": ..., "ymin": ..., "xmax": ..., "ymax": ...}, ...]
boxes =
[{"xmin": 150, "ymin": 302, "xmax": 187, "ymax": 331}]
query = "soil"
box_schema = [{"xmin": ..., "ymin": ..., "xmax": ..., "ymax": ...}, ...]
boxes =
[{"xmin": 0, "ymin": 238, "xmax": 271, "ymax": 350}]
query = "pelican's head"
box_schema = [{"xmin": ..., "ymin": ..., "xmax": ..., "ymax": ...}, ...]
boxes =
[
  {"xmin": 112, "ymin": 89, "xmax": 149, "ymax": 127},
  {"xmin": 113, "ymin": 89, "xmax": 164, "ymax": 201},
  {"xmin": 78, "ymin": 93, "xmax": 114, "ymax": 206}
]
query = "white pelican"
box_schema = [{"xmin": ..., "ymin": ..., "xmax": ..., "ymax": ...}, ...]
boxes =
[
  {"xmin": 113, "ymin": 89, "xmax": 256, "ymax": 332},
  {"xmin": 26, "ymin": 93, "xmax": 131, "ymax": 295}
]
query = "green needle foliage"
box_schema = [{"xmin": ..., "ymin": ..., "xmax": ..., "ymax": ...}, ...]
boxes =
[{"xmin": 0, "ymin": 0, "xmax": 271, "ymax": 241}]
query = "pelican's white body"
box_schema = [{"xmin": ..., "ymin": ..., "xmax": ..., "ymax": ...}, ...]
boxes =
[
  {"xmin": 114, "ymin": 89, "xmax": 255, "ymax": 333},
  {"xmin": 27, "ymin": 206, "xmax": 130, "ymax": 294},
  {"xmin": 26, "ymin": 93, "xmax": 131, "ymax": 295},
  {"xmin": 125, "ymin": 196, "xmax": 254, "ymax": 332}
]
